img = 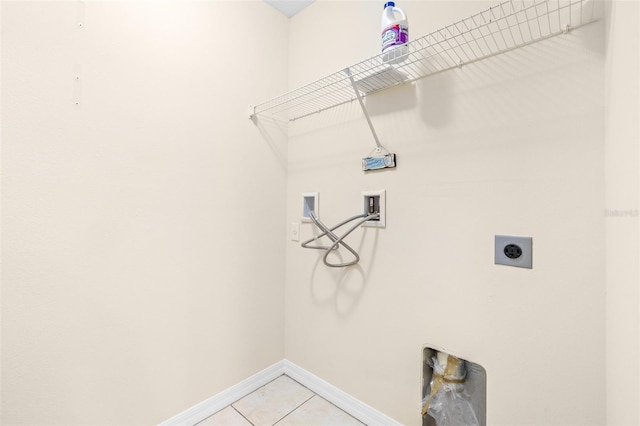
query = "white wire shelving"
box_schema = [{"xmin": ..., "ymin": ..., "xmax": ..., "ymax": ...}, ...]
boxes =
[{"xmin": 249, "ymin": 0, "xmax": 596, "ymax": 122}]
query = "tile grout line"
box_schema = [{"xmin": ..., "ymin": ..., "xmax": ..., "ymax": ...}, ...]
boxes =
[
  {"xmin": 231, "ymin": 405, "xmax": 255, "ymax": 426},
  {"xmin": 227, "ymin": 373, "xmax": 287, "ymax": 426},
  {"xmin": 271, "ymin": 394, "xmax": 317, "ymax": 426}
]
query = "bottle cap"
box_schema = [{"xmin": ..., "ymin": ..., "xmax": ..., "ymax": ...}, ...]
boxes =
[{"xmin": 384, "ymin": 2, "xmax": 395, "ymax": 9}]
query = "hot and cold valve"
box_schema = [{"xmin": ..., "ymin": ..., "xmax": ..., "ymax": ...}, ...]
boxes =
[{"xmin": 362, "ymin": 190, "xmax": 386, "ymax": 228}]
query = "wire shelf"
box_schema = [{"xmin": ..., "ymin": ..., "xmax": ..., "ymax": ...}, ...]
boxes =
[{"xmin": 250, "ymin": 0, "xmax": 596, "ymax": 122}]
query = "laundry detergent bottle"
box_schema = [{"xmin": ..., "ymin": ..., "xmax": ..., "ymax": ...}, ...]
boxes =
[{"xmin": 381, "ymin": 1, "xmax": 409, "ymax": 64}]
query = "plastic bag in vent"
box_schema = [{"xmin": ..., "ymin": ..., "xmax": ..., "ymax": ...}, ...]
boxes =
[{"xmin": 422, "ymin": 353, "xmax": 479, "ymax": 426}]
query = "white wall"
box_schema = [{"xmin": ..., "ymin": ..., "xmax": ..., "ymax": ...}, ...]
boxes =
[
  {"xmin": 285, "ymin": 1, "xmax": 607, "ymax": 425},
  {"xmin": 1, "ymin": 1, "xmax": 288, "ymax": 424}
]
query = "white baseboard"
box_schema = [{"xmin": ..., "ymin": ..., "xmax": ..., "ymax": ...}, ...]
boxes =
[
  {"xmin": 159, "ymin": 361, "xmax": 286, "ymax": 426},
  {"xmin": 282, "ymin": 359, "xmax": 400, "ymax": 426},
  {"xmin": 159, "ymin": 359, "xmax": 399, "ymax": 426}
]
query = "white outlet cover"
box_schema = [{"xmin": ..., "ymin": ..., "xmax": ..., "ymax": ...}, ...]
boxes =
[{"xmin": 302, "ymin": 192, "xmax": 318, "ymax": 222}]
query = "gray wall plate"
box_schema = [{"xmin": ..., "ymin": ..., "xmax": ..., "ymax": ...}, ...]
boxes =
[{"xmin": 495, "ymin": 235, "xmax": 532, "ymax": 268}]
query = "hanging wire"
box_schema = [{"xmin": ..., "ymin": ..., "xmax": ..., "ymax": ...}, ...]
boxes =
[{"xmin": 301, "ymin": 211, "xmax": 379, "ymax": 268}]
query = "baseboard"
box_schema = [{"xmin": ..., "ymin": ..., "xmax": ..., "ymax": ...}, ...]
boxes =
[
  {"xmin": 159, "ymin": 359, "xmax": 399, "ymax": 426},
  {"xmin": 159, "ymin": 360, "xmax": 286, "ymax": 426},
  {"xmin": 282, "ymin": 359, "xmax": 400, "ymax": 426}
]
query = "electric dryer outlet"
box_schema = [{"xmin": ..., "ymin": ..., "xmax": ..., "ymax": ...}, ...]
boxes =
[{"xmin": 494, "ymin": 235, "xmax": 532, "ymax": 268}]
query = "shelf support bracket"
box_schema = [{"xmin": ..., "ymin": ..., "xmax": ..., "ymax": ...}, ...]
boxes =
[
  {"xmin": 345, "ymin": 67, "xmax": 397, "ymax": 172},
  {"xmin": 344, "ymin": 67, "xmax": 383, "ymax": 153}
]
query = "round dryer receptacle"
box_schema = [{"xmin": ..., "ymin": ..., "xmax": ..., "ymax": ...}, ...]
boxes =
[{"xmin": 504, "ymin": 244, "xmax": 523, "ymax": 259}]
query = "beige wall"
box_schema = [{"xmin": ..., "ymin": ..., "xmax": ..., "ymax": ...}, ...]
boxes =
[
  {"xmin": 3, "ymin": 1, "xmax": 639, "ymax": 425},
  {"xmin": 604, "ymin": 1, "xmax": 640, "ymax": 425},
  {"xmin": 1, "ymin": 1, "xmax": 288, "ymax": 424},
  {"xmin": 285, "ymin": 1, "xmax": 608, "ymax": 425}
]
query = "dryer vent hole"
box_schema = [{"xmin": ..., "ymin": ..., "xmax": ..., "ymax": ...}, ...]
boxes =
[{"xmin": 504, "ymin": 244, "xmax": 522, "ymax": 259}]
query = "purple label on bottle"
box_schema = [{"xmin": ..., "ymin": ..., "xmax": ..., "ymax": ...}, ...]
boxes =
[{"xmin": 381, "ymin": 24, "xmax": 408, "ymax": 50}]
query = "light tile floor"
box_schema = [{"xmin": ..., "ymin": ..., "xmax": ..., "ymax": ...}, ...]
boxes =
[{"xmin": 196, "ymin": 375, "xmax": 365, "ymax": 426}]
